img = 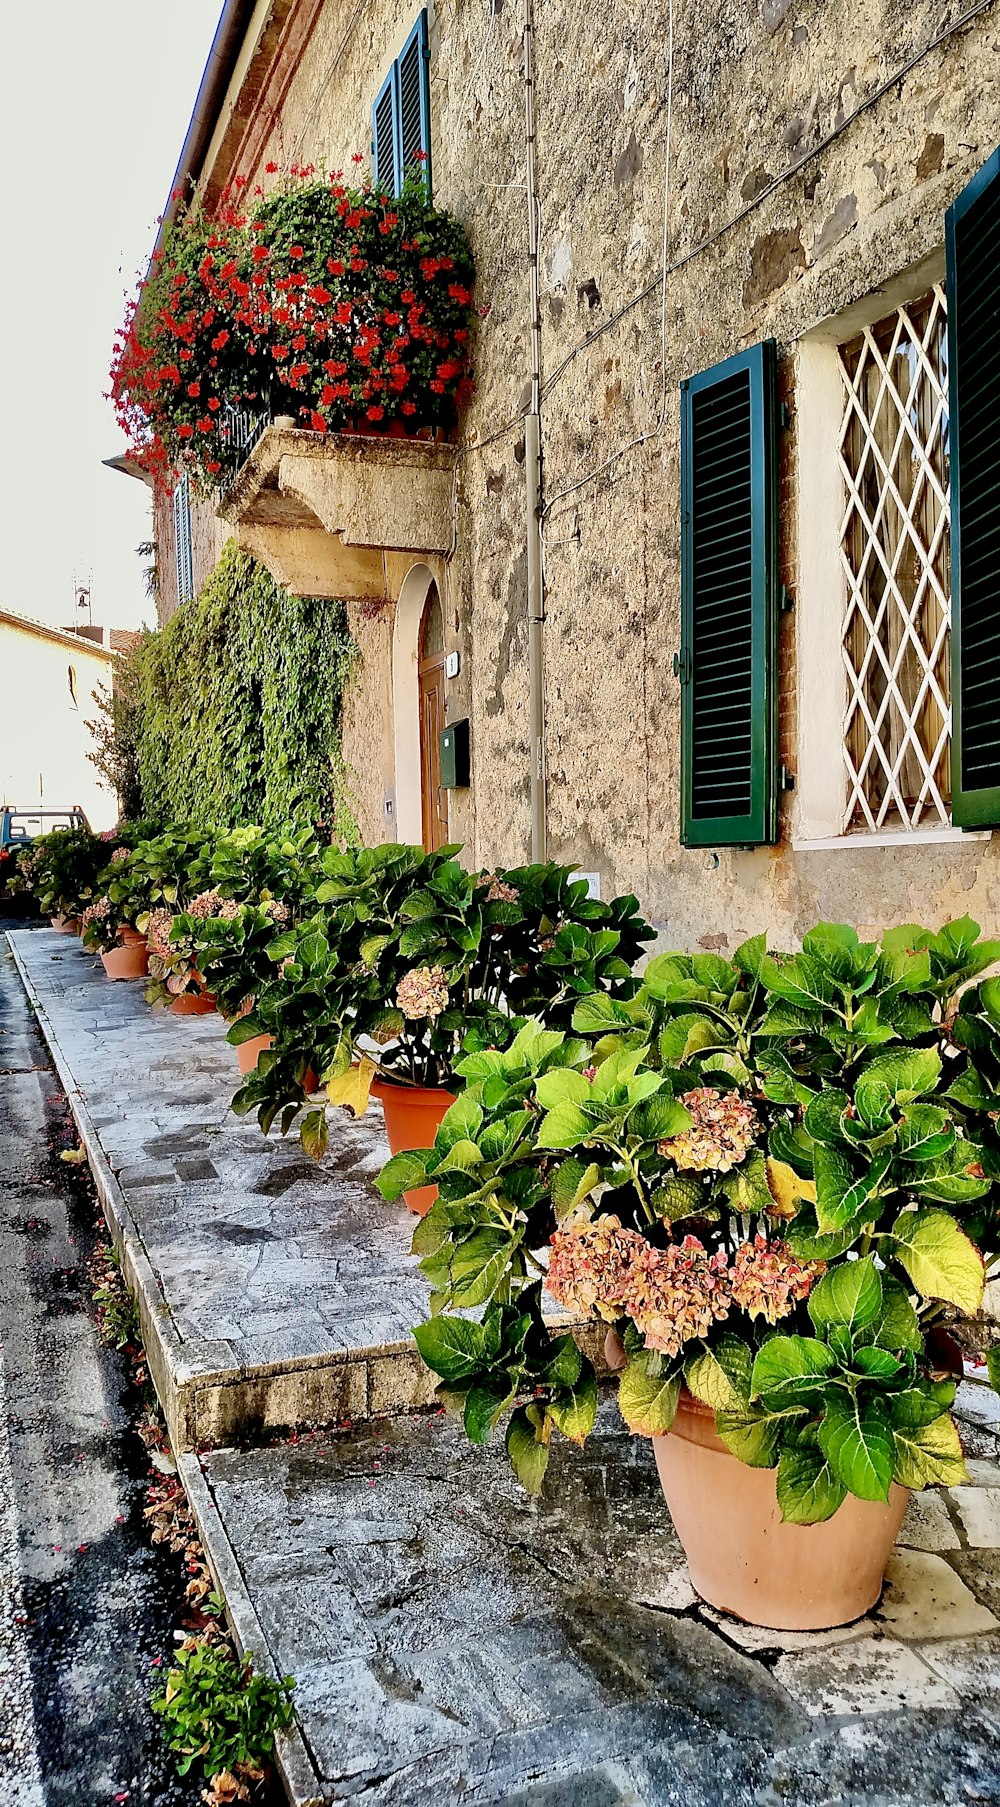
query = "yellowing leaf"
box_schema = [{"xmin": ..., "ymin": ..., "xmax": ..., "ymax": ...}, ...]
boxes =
[
  {"xmin": 888, "ymin": 1208, "xmax": 985, "ymax": 1315},
  {"xmin": 765, "ymin": 1156, "xmax": 816, "ymax": 1219},
  {"xmin": 59, "ymin": 1146, "xmax": 88, "ymax": 1164},
  {"xmin": 892, "ymin": 1412, "xmax": 968, "ymax": 1490},
  {"xmin": 326, "ymin": 1055, "xmax": 376, "ymax": 1117}
]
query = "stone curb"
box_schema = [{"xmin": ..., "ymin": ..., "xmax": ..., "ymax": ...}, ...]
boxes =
[
  {"xmin": 178, "ymin": 1451, "xmax": 325, "ymax": 1807},
  {"xmin": 7, "ymin": 933, "xmax": 437, "ymax": 1451}
]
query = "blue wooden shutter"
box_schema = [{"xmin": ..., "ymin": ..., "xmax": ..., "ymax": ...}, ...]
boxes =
[
  {"xmin": 173, "ymin": 475, "xmax": 193, "ymax": 606},
  {"xmin": 679, "ymin": 342, "xmax": 779, "ymax": 847},
  {"xmin": 946, "ymin": 145, "xmax": 1000, "ymax": 829},
  {"xmin": 397, "ymin": 10, "xmax": 431, "ymax": 195},
  {"xmin": 372, "ymin": 65, "xmax": 399, "ymax": 196}
]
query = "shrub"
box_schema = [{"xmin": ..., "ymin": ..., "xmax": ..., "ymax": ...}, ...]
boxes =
[
  {"xmin": 152, "ymin": 1638, "xmax": 294, "ymax": 1780},
  {"xmin": 387, "ymin": 918, "xmax": 1000, "ymax": 1516},
  {"xmin": 231, "ymin": 847, "xmax": 654, "ymax": 1158},
  {"xmin": 104, "ymin": 545, "xmax": 357, "ymax": 833}
]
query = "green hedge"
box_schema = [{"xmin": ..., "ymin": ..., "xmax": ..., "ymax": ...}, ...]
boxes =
[{"xmin": 105, "ymin": 544, "xmax": 357, "ymax": 832}]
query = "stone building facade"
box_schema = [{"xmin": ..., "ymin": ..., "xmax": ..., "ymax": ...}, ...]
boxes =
[{"xmin": 154, "ymin": 0, "xmax": 1000, "ymax": 947}]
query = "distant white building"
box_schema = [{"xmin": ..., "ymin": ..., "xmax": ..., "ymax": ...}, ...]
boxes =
[{"xmin": 0, "ymin": 610, "xmax": 120, "ymax": 831}]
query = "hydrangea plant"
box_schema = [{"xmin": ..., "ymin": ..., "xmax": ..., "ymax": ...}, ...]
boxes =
[
  {"xmin": 231, "ymin": 845, "xmax": 653, "ymax": 1158},
  {"xmin": 14, "ymin": 826, "xmax": 110, "ymax": 921},
  {"xmin": 383, "ymin": 919, "xmax": 1000, "ymax": 1516}
]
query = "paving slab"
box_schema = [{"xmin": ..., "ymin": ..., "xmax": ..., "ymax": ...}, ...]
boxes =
[
  {"xmin": 184, "ymin": 1403, "xmax": 1000, "ymax": 1807},
  {"xmin": 8, "ymin": 929, "xmax": 437, "ymax": 1450}
]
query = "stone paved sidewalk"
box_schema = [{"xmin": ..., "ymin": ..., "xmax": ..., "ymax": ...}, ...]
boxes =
[
  {"xmin": 187, "ymin": 1400, "xmax": 1000, "ymax": 1807},
  {"xmin": 9, "ymin": 929, "xmax": 434, "ymax": 1447}
]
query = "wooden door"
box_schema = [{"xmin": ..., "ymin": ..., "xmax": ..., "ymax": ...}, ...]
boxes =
[{"xmin": 418, "ymin": 585, "xmax": 449, "ymax": 851}]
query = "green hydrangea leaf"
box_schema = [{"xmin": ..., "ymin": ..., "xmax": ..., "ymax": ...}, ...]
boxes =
[
  {"xmin": 684, "ymin": 1335, "xmax": 753, "ymax": 1413},
  {"xmin": 818, "ymin": 1392, "xmax": 894, "ymax": 1502},
  {"xmin": 776, "ymin": 1443, "xmax": 847, "ymax": 1524},
  {"xmin": 618, "ymin": 1361, "xmax": 681, "ymax": 1436}
]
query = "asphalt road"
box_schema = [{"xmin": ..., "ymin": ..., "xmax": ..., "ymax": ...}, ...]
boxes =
[{"xmin": 0, "ymin": 931, "xmax": 205, "ymax": 1807}]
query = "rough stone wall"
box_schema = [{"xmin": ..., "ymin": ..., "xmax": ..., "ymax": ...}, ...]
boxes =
[{"xmin": 161, "ymin": 0, "xmax": 1000, "ymax": 945}]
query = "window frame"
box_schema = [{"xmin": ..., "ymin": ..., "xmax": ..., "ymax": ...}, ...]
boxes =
[{"xmin": 372, "ymin": 10, "xmax": 431, "ymax": 200}]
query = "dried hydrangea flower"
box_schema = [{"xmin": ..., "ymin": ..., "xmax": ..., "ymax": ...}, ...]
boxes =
[
  {"xmin": 145, "ymin": 908, "xmax": 175, "ymax": 958},
  {"xmin": 729, "ymin": 1234, "xmax": 823, "ymax": 1324},
  {"xmin": 396, "ymin": 964, "xmax": 450, "ymax": 1020},
  {"xmin": 547, "ymin": 1214, "xmax": 647, "ymax": 1322},
  {"xmin": 483, "ymin": 873, "xmax": 519, "ymax": 904},
  {"xmin": 110, "ymin": 846, "xmax": 130, "ymax": 864},
  {"xmin": 188, "ymin": 889, "xmax": 224, "ymax": 919},
  {"xmin": 622, "ymin": 1235, "xmax": 732, "ymax": 1357},
  {"xmin": 81, "ymin": 896, "xmax": 111, "ymax": 932},
  {"xmin": 263, "ymin": 898, "xmax": 289, "ymax": 923},
  {"xmin": 659, "ymin": 1087, "xmax": 759, "ymax": 1174}
]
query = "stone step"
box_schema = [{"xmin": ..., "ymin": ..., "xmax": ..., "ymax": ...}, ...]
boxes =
[
  {"xmin": 9, "ymin": 928, "xmax": 436, "ymax": 1450},
  {"xmin": 183, "ymin": 1401, "xmax": 1000, "ymax": 1807}
]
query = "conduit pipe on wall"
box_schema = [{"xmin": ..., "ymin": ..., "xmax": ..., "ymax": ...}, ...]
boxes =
[{"xmin": 523, "ymin": 0, "xmax": 546, "ymax": 861}]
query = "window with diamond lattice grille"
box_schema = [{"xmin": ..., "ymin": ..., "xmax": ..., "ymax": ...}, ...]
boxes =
[{"xmin": 838, "ymin": 286, "xmax": 951, "ymax": 831}]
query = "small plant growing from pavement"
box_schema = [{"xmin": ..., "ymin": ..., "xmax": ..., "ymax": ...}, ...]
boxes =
[
  {"xmin": 153, "ymin": 1638, "xmax": 295, "ymax": 1789},
  {"xmin": 388, "ymin": 917, "xmax": 1000, "ymax": 1515}
]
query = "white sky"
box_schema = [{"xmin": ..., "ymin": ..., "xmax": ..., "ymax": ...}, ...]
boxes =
[{"xmin": 0, "ymin": 3, "xmax": 225, "ymax": 632}]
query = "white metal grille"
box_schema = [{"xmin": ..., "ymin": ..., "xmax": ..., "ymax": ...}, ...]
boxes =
[{"xmin": 838, "ymin": 285, "xmax": 952, "ymax": 831}]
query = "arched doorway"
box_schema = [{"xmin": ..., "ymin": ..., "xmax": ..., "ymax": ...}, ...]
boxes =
[{"xmin": 418, "ymin": 582, "xmax": 449, "ymax": 851}]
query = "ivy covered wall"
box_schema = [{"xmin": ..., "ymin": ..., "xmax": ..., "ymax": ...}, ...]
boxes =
[{"xmin": 112, "ymin": 543, "xmax": 357, "ymax": 831}]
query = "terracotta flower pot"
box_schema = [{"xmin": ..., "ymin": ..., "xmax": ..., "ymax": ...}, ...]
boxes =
[
  {"xmin": 169, "ymin": 991, "xmax": 216, "ymax": 1016},
  {"xmin": 50, "ymin": 915, "xmax": 81, "ymax": 934},
  {"xmin": 100, "ymin": 941, "xmax": 149, "ymax": 981},
  {"xmin": 236, "ymin": 1032, "xmax": 273, "ymax": 1075},
  {"xmin": 371, "ymin": 1078, "xmax": 456, "ymax": 1215},
  {"xmin": 653, "ymin": 1388, "xmax": 909, "ymax": 1631},
  {"xmin": 119, "ymin": 926, "xmax": 146, "ymax": 948}
]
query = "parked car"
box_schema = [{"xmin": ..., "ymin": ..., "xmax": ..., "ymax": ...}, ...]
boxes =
[{"xmin": 0, "ymin": 807, "xmax": 90, "ymax": 894}]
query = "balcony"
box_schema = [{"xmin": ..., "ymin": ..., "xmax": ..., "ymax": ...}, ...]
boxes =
[{"xmin": 218, "ymin": 426, "xmax": 458, "ymax": 601}]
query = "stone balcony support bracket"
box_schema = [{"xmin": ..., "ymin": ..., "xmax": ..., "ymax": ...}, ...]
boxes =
[{"xmin": 219, "ymin": 426, "xmax": 458, "ymax": 600}]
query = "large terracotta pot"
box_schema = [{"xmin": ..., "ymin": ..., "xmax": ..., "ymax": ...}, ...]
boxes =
[
  {"xmin": 119, "ymin": 926, "xmax": 146, "ymax": 948},
  {"xmin": 50, "ymin": 915, "xmax": 81, "ymax": 935},
  {"xmin": 236, "ymin": 1032, "xmax": 274, "ymax": 1076},
  {"xmin": 371, "ymin": 1078, "xmax": 456, "ymax": 1215},
  {"xmin": 169, "ymin": 991, "xmax": 216, "ymax": 1016},
  {"xmin": 100, "ymin": 941, "xmax": 149, "ymax": 981},
  {"xmin": 654, "ymin": 1388, "xmax": 909, "ymax": 1631}
]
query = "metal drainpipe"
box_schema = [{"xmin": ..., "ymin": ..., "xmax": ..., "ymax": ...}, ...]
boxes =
[{"xmin": 523, "ymin": 0, "xmax": 547, "ymax": 862}]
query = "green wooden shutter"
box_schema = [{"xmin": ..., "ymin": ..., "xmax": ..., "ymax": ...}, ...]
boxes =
[
  {"xmin": 397, "ymin": 10, "xmax": 431, "ymax": 195},
  {"xmin": 372, "ymin": 67, "xmax": 398, "ymax": 196},
  {"xmin": 947, "ymin": 145, "xmax": 1000, "ymax": 828},
  {"xmin": 679, "ymin": 342, "xmax": 779, "ymax": 847}
]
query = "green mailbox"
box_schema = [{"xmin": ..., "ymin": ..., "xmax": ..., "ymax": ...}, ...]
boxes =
[{"xmin": 440, "ymin": 719, "xmax": 470, "ymax": 788}]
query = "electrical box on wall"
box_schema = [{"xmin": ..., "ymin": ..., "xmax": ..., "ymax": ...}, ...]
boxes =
[{"xmin": 440, "ymin": 719, "xmax": 470, "ymax": 788}]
